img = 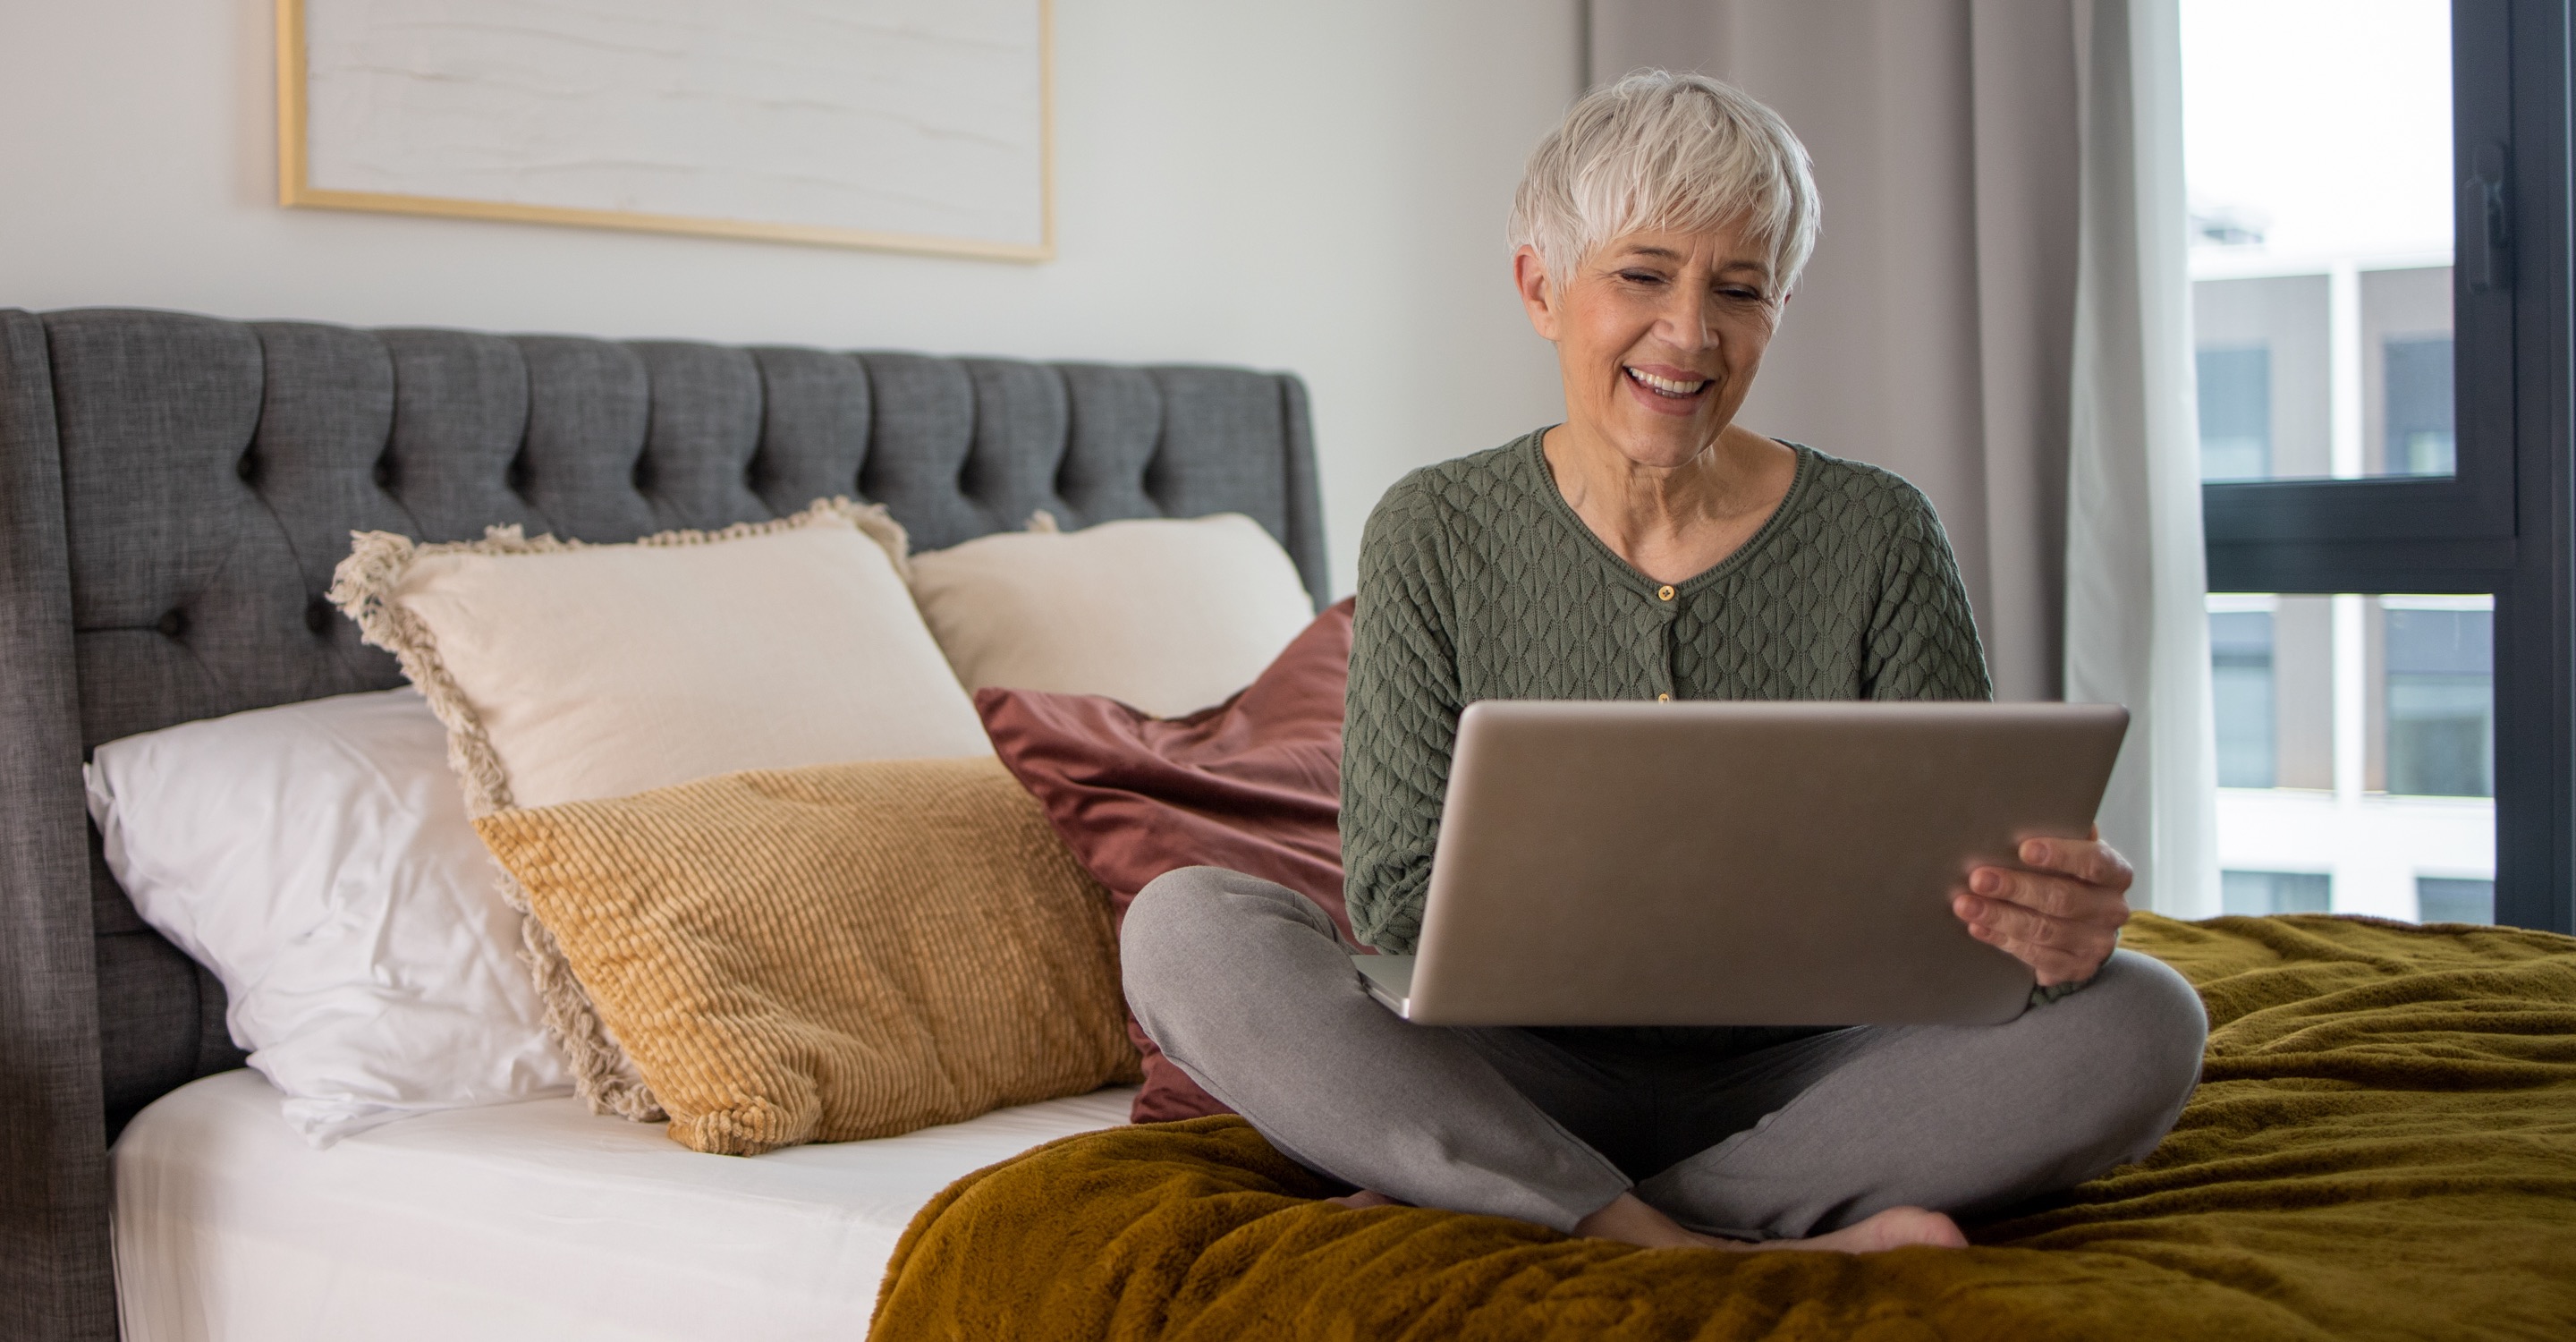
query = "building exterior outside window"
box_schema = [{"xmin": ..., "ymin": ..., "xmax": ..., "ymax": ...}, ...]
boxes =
[
  {"xmin": 2223, "ymin": 870, "xmax": 2331, "ymax": 916},
  {"xmin": 2196, "ymin": 345, "xmax": 2273, "ymax": 481},
  {"xmin": 2185, "ymin": 265, "xmax": 2452, "ymax": 484},
  {"xmin": 2208, "ymin": 608, "xmax": 2275, "ymax": 786},
  {"xmin": 2383, "ymin": 336, "xmax": 2456, "ymax": 476},
  {"xmin": 2383, "ymin": 604, "xmax": 2494, "ymax": 798},
  {"xmin": 2417, "ymin": 877, "xmax": 2496, "ymax": 924},
  {"xmin": 2204, "ymin": 593, "xmax": 2493, "ymax": 922}
]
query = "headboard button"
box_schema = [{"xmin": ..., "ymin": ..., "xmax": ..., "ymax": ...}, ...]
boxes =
[
  {"xmin": 372, "ymin": 457, "xmax": 394, "ymax": 489},
  {"xmin": 156, "ymin": 609, "xmax": 187, "ymax": 639},
  {"xmin": 235, "ymin": 452, "xmax": 258, "ymax": 483},
  {"xmin": 305, "ymin": 597, "xmax": 335, "ymax": 634}
]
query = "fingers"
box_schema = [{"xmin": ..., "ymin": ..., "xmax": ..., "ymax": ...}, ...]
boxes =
[
  {"xmin": 1966, "ymin": 865, "xmax": 2131, "ymax": 926},
  {"xmin": 1954, "ymin": 836, "xmax": 2135, "ymax": 986},
  {"xmin": 1957, "ymin": 888, "xmax": 2080, "ymax": 947},
  {"xmin": 1951, "ymin": 891, "xmax": 2113, "ymax": 985},
  {"xmin": 2015, "ymin": 836, "xmax": 2134, "ymax": 892}
]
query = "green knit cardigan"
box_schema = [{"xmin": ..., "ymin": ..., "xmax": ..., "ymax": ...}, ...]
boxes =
[{"xmin": 1343, "ymin": 429, "xmax": 1994, "ymax": 955}]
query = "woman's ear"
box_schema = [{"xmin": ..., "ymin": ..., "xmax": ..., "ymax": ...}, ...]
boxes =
[{"xmin": 1513, "ymin": 245, "xmax": 1561, "ymax": 342}]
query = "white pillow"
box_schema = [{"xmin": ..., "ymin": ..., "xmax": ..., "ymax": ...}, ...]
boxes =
[
  {"xmin": 86, "ymin": 688, "xmax": 570, "ymax": 1146},
  {"xmin": 907, "ymin": 514, "xmax": 1318, "ymax": 718}
]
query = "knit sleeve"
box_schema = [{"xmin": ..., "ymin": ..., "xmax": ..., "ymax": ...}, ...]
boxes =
[
  {"xmin": 1861, "ymin": 480, "xmax": 1994, "ymax": 702},
  {"xmin": 1340, "ymin": 478, "xmax": 1461, "ymax": 955}
]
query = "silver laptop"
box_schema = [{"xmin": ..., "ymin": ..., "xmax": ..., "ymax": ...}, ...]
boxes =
[{"xmin": 1353, "ymin": 700, "xmax": 2129, "ymax": 1027}]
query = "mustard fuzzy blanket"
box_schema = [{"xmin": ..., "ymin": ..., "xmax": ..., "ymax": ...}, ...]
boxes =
[{"xmin": 870, "ymin": 914, "xmax": 2576, "ymax": 1340}]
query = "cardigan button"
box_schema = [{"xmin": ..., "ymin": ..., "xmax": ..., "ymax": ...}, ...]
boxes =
[
  {"xmin": 1657, "ymin": 584, "xmax": 1675, "ymax": 601},
  {"xmin": 1657, "ymin": 692, "xmax": 1671, "ymax": 702}
]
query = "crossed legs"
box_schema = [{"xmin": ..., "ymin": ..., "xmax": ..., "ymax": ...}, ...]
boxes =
[{"xmin": 1121, "ymin": 867, "xmax": 2207, "ymax": 1241}]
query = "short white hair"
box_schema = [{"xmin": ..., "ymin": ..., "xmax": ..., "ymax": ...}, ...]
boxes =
[{"xmin": 1509, "ymin": 71, "xmax": 1820, "ymax": 295}]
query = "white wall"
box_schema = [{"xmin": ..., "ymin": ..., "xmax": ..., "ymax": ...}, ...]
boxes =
[{"xmin": 0, "ymin": 0, "xmax": 1582, "ymax": 597}]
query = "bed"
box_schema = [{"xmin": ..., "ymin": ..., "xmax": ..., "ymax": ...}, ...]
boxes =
[
  {"xmin": 0, "ymin": 305, "xmax": 1328, "ymax": 1342},
  {"xmin": 8, "ymin": 305, "xmax": 2572, "ymax": 1342}
]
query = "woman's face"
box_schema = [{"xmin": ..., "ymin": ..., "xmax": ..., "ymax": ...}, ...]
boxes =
[{"xmin": 1515, "ymin": 225, "xmax": 1786, "ymax": 469}]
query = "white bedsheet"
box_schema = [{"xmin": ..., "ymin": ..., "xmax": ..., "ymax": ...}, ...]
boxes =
[{"xmin": 114, "ymin": 1069, "xmax": 1135, "ymax": 1341}]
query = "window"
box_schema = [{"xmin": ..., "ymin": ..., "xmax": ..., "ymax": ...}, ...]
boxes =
[
  {"xmin": 2190, "ymin": 278, "xmax": 2326, "ymax": 480},
  {"xmin": 2418, "ymin": 876, "xmax": 2497, "ymax": 922},
  {"xmin": 2197, "ymin": 346, "xmax": 2274, "ymax": 480},
  {"xmin": 2363, "ymin": 268, "xmax": 2458, "ymax": 480},
  {"xmin": 2223, "ymin": 871, "xmax": 2334, "ymax": 915},
  {"xmin": 2207, "ymin": 593, "xmax": 2494, "ymax": 922},
  {"xmin": 2208, "ymin": 607, "xmax": 2276, "ymax": 785},
  {"xmin": 2381, "ymin": 600, "xmax": 2494, "ymax": 797},
  {"xmin": 2384, "ymin": 336, "xmax": 2457, "ymax": 475},
  {"xmin": 2185, "ymin": 0, "xmax": 2572, "ymax": 934}
]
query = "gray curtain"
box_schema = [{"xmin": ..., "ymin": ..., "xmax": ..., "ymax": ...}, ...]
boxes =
[
  {"xmin": 1587, "ymin": 0, "xmax": 2216, "ymax": 913},
  {"xmin": 1589, "ymin": 0, "xmax": 2079, "ymax": 706}
]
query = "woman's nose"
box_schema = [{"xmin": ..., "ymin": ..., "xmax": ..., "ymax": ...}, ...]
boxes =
[{"xmin": 1657, "ymin": 288, "xmax": 1717, "ymax": 350}]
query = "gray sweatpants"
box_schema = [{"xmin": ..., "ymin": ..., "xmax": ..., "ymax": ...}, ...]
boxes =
[{"xmin": 1122, "ymin": 867, "xmax": 2208, "ymax": 1238}]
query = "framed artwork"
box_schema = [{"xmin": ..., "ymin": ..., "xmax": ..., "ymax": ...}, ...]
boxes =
[{"xmin": 275, "ymin": 0, "xmax": 1053, "ymax": 261}]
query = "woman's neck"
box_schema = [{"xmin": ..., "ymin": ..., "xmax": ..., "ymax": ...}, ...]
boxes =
[{"xmin": 1540, "ymin": 422, "xmax": 1798, "ymax": 585}]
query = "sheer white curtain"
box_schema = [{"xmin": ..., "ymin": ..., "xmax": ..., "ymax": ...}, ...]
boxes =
[
  {"xmin": 1586, "ymin": 0, "xmax": 2217, "ymax": 913},
  {"xmin": 2064, "ymin": 0, "xmax": 2217, "ymax": 916}
]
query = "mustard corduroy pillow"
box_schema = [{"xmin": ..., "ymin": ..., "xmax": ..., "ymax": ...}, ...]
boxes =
[{"xmin": 473, "ymin": 755, "xmax": 1140, "ymax": 1156}]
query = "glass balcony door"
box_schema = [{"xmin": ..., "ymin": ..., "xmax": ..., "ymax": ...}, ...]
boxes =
[{"xmin": 2183, "ymin": 0, "xmax": 2572, "ymax": 934}]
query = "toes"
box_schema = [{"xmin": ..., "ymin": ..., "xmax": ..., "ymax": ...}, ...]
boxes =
[
  {"xmin": 1913, "ymin": 1210, "xmax": 1969, "ymax": 1249},
  {"xmin": 1870, "ymin": 1207, "xmax": 1967, "ymax": 1250}
]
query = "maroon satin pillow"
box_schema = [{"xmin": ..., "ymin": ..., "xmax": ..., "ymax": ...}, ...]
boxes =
[{"xmin": 976, "ymin": 599, "xmax": 1355, "ymax": 1123}]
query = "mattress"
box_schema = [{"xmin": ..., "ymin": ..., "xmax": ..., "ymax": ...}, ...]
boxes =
[{"xmin": 113, "ymin": 1068, "xmax": 1136, "ymax": 1341}]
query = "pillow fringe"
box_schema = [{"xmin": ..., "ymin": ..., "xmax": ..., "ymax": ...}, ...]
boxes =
[
  {"xmin": 521, "ymin": 902, "xmax": 665, "ymax": 1120},
  {"xmin": 324, "ymin": 496, "xmax": 902, "ymax": 1121}
]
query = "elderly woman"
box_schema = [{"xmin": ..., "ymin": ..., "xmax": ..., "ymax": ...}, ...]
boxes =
[{"xmin": 1121, "ymin": 72, "xmax": 2207, "ymax": 1253}]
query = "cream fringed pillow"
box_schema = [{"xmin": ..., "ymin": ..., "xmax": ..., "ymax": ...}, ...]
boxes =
[
  {"xmin": 908, "ymin": 513, "xmax": 1318, "ymax": 718},
  {"xmin": 473, "ymin": 756, "xmax": 1140, "ymax": 1155},
  {"xmin": 328, "ymin": 499, "xmax": 994, "ymax": 1119}
]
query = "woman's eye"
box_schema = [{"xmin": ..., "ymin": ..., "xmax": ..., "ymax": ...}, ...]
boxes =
[{"xmin": 1619, "ymin": 270, "xmax": 1665, "ymax": 285}]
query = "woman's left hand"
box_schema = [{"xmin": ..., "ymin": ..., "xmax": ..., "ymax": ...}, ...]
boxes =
[{"xmin": 1951, "ymin": 828, "xmax": 2133, "ymax": 987}]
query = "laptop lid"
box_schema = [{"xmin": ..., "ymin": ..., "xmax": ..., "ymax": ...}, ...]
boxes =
[{"xmin": 1399, "ymin": 700, "xmax": 2129, "ymax": 1027}]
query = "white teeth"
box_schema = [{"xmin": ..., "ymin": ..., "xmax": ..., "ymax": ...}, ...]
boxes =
[{"xmin": 1624, "ymin": 367, "xmax": 1708, "ymax": 396}]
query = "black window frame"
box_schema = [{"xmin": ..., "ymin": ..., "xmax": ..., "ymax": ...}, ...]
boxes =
[{"xmin": 2200, "ymin": 0, "xmax": 2573, "ymax": 933}]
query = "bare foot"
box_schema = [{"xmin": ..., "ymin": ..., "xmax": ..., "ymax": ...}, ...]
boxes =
[
  {"xmin": 1328, "ymin": 1189, "xmax": 1402, "ymax": 1210},
  {"xmin": 1737, "ymin": 1206, "xmax": 1968, "ymax": 1253},
  {"xmin": 1573, "ymin": 1193, "xmax": 1964, "ymax": 1253}
]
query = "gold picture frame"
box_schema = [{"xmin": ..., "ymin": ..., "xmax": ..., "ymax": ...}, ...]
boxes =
[{"xmin": 275, "ymin": 0, "xmax": 1055, "ymax": 262}]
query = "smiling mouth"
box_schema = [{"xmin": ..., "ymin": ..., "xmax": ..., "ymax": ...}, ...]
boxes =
[{"xmin": 1624, "ymin": 366, "xmax": 1710, "ymax": 398}]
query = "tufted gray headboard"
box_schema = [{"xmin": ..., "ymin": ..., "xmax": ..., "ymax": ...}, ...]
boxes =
[{"xmin": 0, "ymin": 306, "xmax": 1327, "ymax": 1341}]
